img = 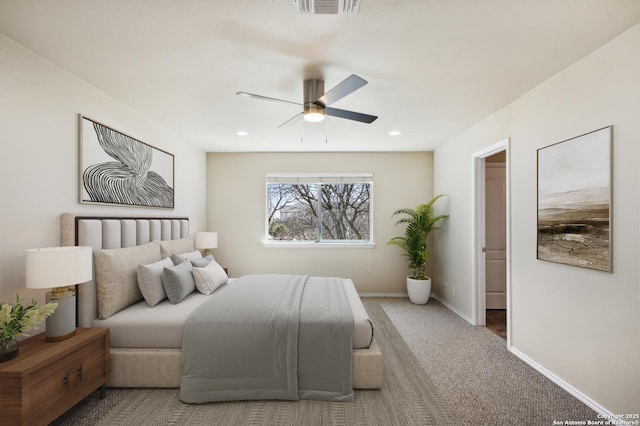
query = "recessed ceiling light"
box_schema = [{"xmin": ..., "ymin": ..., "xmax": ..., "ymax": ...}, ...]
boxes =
[
  {"xmin": 388, "ymin": 130, "xmax": 400, "ymax": 136},
  {"xmin": 237, "ymin": 131, "xmax": 248, "ymax": 136}
]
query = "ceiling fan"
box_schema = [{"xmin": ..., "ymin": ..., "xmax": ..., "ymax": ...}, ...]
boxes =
[{"xmin": 236, "ymin": 74, "xmax": 378, "ymax": 128}]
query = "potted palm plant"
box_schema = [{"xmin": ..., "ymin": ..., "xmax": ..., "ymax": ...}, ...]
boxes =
[{"xmin": 388, "ymin": 194, "xmax": 449, "ymax": 304}]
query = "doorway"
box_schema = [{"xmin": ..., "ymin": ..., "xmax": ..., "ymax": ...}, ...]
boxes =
[
  {"xmin": 472, "ymin": 139, "xmax": 511, "ymax": 347},
  {"xmin": 485, "ymin": 153, "xmax": 507, "ymax": 339}
]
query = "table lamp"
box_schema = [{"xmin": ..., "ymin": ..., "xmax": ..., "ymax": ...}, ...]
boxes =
[
  {"xmin": 195, "ymin": 232, "xmax": 218, "ymax": 257},
  {"xmin": 25, "ymin": 246, "xmax": 92, "ymax": 342}
]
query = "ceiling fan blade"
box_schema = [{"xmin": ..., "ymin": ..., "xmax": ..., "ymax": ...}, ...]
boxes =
[
  {"xmin": 236, "ymin": 92, "xmax": 302, "ymax": 106},
  {"xmin": 277, "ymin": 112, "xmax": 303, "ymax": 128},
  {"xmin": 325, "ymin": 107, "xmax": 378, "ymax": 124},
  {"xmin": 317, "ymin": 74, "xmax": 367, "ymax": 106}
]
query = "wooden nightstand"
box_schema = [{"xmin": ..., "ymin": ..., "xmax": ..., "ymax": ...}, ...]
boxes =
[{"xmin": 0, "ymin": 328, "xmax": 109, "ymax": 426}]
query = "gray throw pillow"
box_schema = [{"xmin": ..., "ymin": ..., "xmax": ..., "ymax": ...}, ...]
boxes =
[
  {"xmin": 162, "ymin": 260, "xmax": 196, "ymax": 304},
  {"xmin": 171, "ymin": 250, "xmax": 203, "ymax": 265},
  {"xmin": 189, "ymin": 254, "xmax": 214, "ymax": 268}
]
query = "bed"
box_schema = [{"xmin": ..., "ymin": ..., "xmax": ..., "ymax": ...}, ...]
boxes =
[{"xmin": 60, "ymin": 213, "xmax": 383, "ymax": 400}]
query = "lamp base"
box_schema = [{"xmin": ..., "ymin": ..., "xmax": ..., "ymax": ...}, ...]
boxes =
[
  {"xmin": 46, "ymin": 330, "xmax": 76, "ymax": 342},
  {"xmin": 45, "ymin": 286, "xmax": 77, "ymax": 342}
]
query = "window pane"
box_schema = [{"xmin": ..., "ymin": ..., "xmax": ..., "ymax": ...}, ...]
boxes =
[
  {"xmin": 320, "ymin": 183, "xmax": 370, "ymax": 241},
  {"xmin": 267, "ymin": 183, "xmax": 318, "ymax": 241}
]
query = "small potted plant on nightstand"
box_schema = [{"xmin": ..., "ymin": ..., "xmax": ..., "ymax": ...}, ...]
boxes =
[
  {"xmin": 388, "ymin": 194, "xmax": 449, "ymax": 304},
  {"xmin": 0, "ymin": 296, "xmax": 57, "ymax": 362}
]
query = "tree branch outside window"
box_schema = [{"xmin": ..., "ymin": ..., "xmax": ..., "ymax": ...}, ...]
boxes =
[{"xmin": 267, "ymin": 178, "xmax": 371, "ymax": 243}]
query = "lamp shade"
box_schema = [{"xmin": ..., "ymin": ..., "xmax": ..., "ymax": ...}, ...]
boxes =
[
  {"xmin": 26, "ymin": 246, "xmax": 92, "ymax": 289},
  {"xmin": 195, "ymin": 232, "xmax": 218, "ymax": 250}
]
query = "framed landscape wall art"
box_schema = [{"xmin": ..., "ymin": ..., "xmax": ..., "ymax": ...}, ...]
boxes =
[
  {"xmin": 79, "ymin": 115, "xmax": 175, "ymax": 209},
  {"xmin": 537, "ymin": 126, "xmax": 612, "ymax": 272}
]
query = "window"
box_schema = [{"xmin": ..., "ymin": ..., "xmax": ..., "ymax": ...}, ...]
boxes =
[{"xmin": 266, "ymin": 173, "xmax": 373, "ymax": 245}]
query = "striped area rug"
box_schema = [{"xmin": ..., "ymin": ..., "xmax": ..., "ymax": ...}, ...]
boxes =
[{"xmin": 52, "ymin": 299, "xmax": 457, "ymax": 425}]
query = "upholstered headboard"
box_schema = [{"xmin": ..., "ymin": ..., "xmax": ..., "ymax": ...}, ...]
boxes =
[{"xmin": 60, "ymin": 213, "xmax": 190, "ymax": 327}]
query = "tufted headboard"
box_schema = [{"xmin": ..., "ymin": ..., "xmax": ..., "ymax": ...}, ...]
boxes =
[{"xmin": 60, "ymin": 213, "xmax": 189, "ymax": 327}]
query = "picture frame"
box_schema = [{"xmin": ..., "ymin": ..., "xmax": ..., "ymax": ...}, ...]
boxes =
[
  {"xmin": 79, "ymin": 115, "xmax": 175, "ymax": 209},
  {"xmin": 536, "ymin": 126, "xmax": 612, "ymax": 272}
]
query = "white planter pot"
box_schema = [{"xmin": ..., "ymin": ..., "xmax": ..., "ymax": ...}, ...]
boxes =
[{"xmin": 407, "ymin": 277, "xmax": 431, "ymax": 305}]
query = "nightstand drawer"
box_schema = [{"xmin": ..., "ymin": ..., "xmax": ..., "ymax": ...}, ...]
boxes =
[
  {"xmin": 0, "ymin": 328, "xmax": 109, "ymax": 426},
  {"xmin": 24, "ymin": 336, "xmax": 107, "ymax": 422}
]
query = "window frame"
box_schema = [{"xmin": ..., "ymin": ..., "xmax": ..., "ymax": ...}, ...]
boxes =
[{"xmin": 264, "ymin": 173, "xmax": 375, "ymax": 248}]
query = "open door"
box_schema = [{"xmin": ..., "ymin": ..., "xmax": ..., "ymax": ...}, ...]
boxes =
[
  {"xmin": 485, "ymin": 158, "xmax": 506, "ymax": 309},
  {"xmin": 472, "ymin": 139, "xmax": 511, "ymax": 347}
]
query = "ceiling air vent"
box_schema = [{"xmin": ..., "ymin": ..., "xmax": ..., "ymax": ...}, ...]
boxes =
[{"xmin": 294, "ymin": 0, "xmax": 360, "ymax": 15}]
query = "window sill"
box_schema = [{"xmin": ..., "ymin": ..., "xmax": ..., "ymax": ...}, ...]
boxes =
[{"xmin": 263, "ymin": 241, "xmax": 376, "ymax": 249}]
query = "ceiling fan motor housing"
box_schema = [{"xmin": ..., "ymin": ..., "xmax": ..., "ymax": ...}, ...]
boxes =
[
  {"xmin": 303, "ymin": 79, "xmax": 326, "ymax": 121},
  {"xmin": 304, "ymin": 79, "xmax": 324, "ymax": 105}
]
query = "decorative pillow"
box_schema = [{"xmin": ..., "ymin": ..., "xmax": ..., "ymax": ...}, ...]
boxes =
[
  {"xmin": 137, "ymin": 257, "xmax": 174, "ymax": 307},
  {"xmin": 171, "ymin": 250, "xmax": 203, "ymax": 265},
  {"xmin": 94, "ymin": 241, "xmax": 161, "ymax": 319},
  {"xmin": 162, "ymin": 260, "xmax": 196, "ymax": 304},
  {"xmin": 192, "ymin": 261, "xmax": 228, "ymax": 295},
  {"xmin": 189, "ymin": 254, "xmax": 214, "ymax": 268},
  {"xmin": 159, "ymin": 237, "xmax": 195, "ymax": 259}
]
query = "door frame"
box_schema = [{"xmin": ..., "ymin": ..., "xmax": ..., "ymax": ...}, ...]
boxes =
[{"xmin": 472, "ymin": 138, "xmax": 511, "ymax": 347}]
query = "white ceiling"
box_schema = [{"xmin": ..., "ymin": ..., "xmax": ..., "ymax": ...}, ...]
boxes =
[{"xmin": 1, "ymin": 1, "xmax": 640, "ymax": 152}]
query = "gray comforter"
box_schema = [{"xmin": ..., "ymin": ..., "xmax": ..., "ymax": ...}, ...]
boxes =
[{"xmin": 179, "ymin": 274, "xmax": 354, "ymax": 403}]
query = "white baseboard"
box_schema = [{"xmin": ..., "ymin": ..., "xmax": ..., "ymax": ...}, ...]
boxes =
[
  {"xmin": 359, "ymin": 293, "xmax": 408, "ymax": 298},
  {"xmin": 431, "ymin": 294, "xmax": 474, "ymax": 324},
  {"xmin": 509, "ymin": 347, "xmax": 614, "ymax": 419}
]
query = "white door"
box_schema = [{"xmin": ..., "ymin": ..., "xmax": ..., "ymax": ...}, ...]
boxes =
[{"xmin": 485, "ymin": 163, "xmax": 506, "ymax": 309}]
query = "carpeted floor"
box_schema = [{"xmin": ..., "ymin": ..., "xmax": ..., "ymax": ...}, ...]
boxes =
[
  {"xmin": 52, "ymin": 297, "xmax": 600, "ymax": 425},
  {"xmin": 52, "ymin": 299, "xmax": 457, "ymax": 426},
  {"xmin": 380, "ymin": 297, "xmax": 599, "ymax": 425}
]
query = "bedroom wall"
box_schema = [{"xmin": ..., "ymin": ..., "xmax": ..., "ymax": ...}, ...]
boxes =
[
  {"xmin": 432, "ymin": 23, "xmax": 640, "ymax": 413},
  {"xmin": 0, "ymin": 34, "xmax": 207, "ymax": 304},
  {"xmin": 206, "ymin": 152, "xmax": 433, "ymax": 294}
]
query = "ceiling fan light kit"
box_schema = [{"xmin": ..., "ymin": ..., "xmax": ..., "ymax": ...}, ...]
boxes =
[
  {"xmin": 304, "ymin": 106, "xmax": 325, "ymax": 122},
  {"xmin": 294, "ymin": 0, "xmax": 360, "ymax": 15},
  {"xmin": 237, "ymin": 74, "xmax": 377, "ymax": 128}
]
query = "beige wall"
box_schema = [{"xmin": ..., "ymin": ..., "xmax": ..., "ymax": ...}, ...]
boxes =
[
  {"xmin": 0, "ymin": 34, "xmax": 207, "ymax": 303},
  {"xmin": 433, "ymin": 24, "xmax": 640, "ymax": 413},
  {"xmin": 206, "ymin": 152, "xmax": 433, "ymax": 294}
]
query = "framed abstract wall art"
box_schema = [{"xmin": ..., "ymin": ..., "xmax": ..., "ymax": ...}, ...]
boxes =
[
  {"xmin": 79, "ymin": 115, "xmax": 175, "ymax": 209},
  {"xmin": 537, "ymin": 126, "xmax": 612, "ymax": 272}
]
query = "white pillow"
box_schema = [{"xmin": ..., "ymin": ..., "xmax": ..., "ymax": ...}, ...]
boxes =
[
  {"xmin": 192, "ymin": 261, "xmax": 228, "ymax": 295},
  {"xmin": 137, "ymin": 257, "xmax": 174, "ymax": 307}
]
